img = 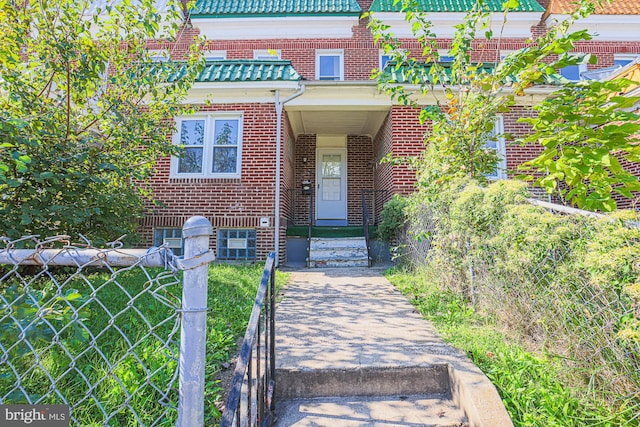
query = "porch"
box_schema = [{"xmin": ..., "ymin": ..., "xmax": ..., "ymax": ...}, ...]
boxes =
[{"xmin": 284, "ymin": 188, "xmax": 389, "ymax": 267}]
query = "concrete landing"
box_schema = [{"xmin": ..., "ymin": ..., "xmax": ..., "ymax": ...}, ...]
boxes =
[
  {"xmin": 274, "ymin": 267, "xmax": 513, "ymax": 427},
  {"xmin": 276, "ymin": 394, "xmax": 469, "ymax": 427}
]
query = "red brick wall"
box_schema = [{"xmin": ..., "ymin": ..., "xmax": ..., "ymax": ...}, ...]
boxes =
[
  {"xmin": 373, "ymin": 112, "xmax": 395, "ymax": 206},
  {"xmin": 347, "ymin": 135, "xmax": 374, "ymax": 225},
  {"xmin": 141, "ymin": 16, "xmax": 640, "ymax": 264},
  {"xmin": 279, "ymin": 112, "xmax": 296, "ymax": 263},
  {"xmin": 141, "ymin": 103, "xmax": 279, "ymax": 261},
  {"xmin": 390, "ymin": 106, "xmax": 429, "ymax": 196},
  {"xmin": 293, "ymin": 135, "xmax": 316, "ymax": 225}
]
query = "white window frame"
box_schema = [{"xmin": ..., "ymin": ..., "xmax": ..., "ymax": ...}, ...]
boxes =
[
  {"xmin": 171, "ymin": 113, "xmax": 243, "ymax": 179},
  {"xmin": 380, "ymin": 50, "xmax": 391, "ymax": 69},
  {"xmin": 203, "ymin": 50, "xmax": 226, "ymax": 60},
  {"xmin": 253, "ymin": 49, "xmax": 281, "ymax": 60},
  {"xmin": 148, "ymin": 49, "xmax": 170, "ymax": 62},
  {"xmin": 560, "ymin": 55, "xmax": 588, "ymax": 82},
  {"xmin": 438, "ymin": 49, "xmax": 454, "ymax": 62},
  {"xmin": 614, "ymin": 53, "xmax": 640, "ymax": 67},
  {"xmin": 499, "ymin": 50, "xmax": 517, "ymax": 61},
  {"xmin": 486, "ymin": 116, "xmax": 507, "ymax": 180},
  {"xmin": 316, "ymin": 49, "xmax": 344, "ymax": 81}
]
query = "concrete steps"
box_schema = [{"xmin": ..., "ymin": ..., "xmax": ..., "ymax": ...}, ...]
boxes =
[
  {"xmin": 275, "ymin": 394, "xmax": 469, "ymax": 427},
  {"xmin": 274, "ymin": 269, "xmax": 514, "ymax": 427},
  {"xmin": 308, "ymin": 237, "xmax": 369, "ymax": 268},
  {"xmin": 274, "ymin": 366, "xmax": 469, "ymax": 426}
]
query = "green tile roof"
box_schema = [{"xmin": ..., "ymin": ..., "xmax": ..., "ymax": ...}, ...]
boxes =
[
  {"xmin": 369, "ymin": 0, "xmax": 544, "ymax": 13},
  {"xmin": 166, "ymin": 60, "xmax": 302, "ymax": 83},
  {"xmin": 381, "ymin": 61, "xmax": 563, "ymax": 85},
  {"xmin": 192, "ymin": 0, "xmax": 363, "ymax": 17}
]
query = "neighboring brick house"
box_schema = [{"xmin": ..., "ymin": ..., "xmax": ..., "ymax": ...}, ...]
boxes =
[{"xmin": 141, "ymin": 0, "xmax": 640, "ymax": 264}]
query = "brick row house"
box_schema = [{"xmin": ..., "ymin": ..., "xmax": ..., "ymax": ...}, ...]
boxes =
[{"xmin": 140, "ymin": 0, "xmax": 640, "ymax": 265}]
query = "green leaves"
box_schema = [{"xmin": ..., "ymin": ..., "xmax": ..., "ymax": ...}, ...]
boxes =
[
  {"xmin": 519, "ymin": 79, "xmax": 640, "ymax": 211},
  {"xmin": 0, "ymin": 0, "xmax": 204, "ymax": 241},
  {"xmin": 371, "ymin": 0, "xmax": 637, "ymax": 212}
]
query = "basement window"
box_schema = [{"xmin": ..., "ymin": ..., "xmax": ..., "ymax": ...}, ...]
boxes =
[
  {"xmin": 154, "ymin": 228, "xmax": 183, "ymax": 256},
  {"xmin": 217, "ymin": 229, "xmax": 257, "ymax": 261}
]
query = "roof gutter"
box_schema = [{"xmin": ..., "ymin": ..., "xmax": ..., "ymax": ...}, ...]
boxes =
[{"xmin": 274, "ymin": 85, "xmax": 306, "ymax": 267}]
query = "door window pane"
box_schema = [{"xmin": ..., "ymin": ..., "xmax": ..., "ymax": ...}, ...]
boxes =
[
  {"xmin": 322, "ymin": 154, "xmax": 341, "ymax": 177},
  {"xmin": 322, "ymin": 178, "xmax": 341, "ymax": 201}
]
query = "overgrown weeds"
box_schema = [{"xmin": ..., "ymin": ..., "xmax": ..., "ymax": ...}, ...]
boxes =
[
  {"xmin": 387, "ymin": 267, "xmax": 636, "ymax": 426},
  {"xmin": 382, "ymin": 177, "xmax": 640, "ymax": 426}
]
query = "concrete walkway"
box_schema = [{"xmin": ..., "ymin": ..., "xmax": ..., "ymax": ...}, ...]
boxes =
[{"xmin": 274, "ymin": 267, "xmax": 513, "ymax": 427}]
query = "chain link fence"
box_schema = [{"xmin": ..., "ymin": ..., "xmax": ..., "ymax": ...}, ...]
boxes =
[
  {"xmin": 0, "ymin": 217, "xmax": 215, "ymax": 426},
  {"xmin": 400, "ymin": 179, "xmax": 640, "ymax": 416}
]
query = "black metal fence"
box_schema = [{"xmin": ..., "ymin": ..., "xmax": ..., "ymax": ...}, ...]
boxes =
[{"xmin": 220, "ymin": 252, "xmax": 277, "ymax": 427}]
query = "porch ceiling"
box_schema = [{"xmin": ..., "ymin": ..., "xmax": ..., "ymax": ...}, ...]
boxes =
[
  {"xmin": 286, "ymin": 108, "xmax": 390, "ymax": 137},
  {"xmin": 283, "ymin": 83, "xmax": 392, "ymax": 138}
]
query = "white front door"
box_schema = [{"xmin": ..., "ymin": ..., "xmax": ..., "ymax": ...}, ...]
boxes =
[{"xmin": 316, "ymin": 148, "xmax": 347, "ymax": 223}]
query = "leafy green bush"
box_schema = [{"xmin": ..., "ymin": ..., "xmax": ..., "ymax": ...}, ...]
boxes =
[
  {"xmin": 399, "ymin": 177, "xmax": 640, "ymax": 424},
  {"xmin": 377, "ymin": 194, "xmax": 409, "ymax": 243}
]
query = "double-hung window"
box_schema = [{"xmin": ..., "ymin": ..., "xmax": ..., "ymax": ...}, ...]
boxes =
[
  {"xmin": 172, "ymin": 114, "xmax": 243, "ymax": 178},
  {"xmin": 380, "ymin": 52, "xmax": 391, "ymax": 69},
  {"xmin": 485, "ymin": 116, "xmax": 507, "ymax": 180},
  {"xmin": 316, "ymin": 49, "xmax": 343, "ymax": 80},
  {"xmin": 203, "ymin": 50, "xmax": 226, "ymax": 61},
  {"xmin": 560, "ymin": 54, "xmax": 587, "ymax": 81},
  {"xmin": 254, "ymin": 49, "xmax": 281, "ymax": 60},
  {"xmin": 614, "ymin": 53, "xmax": 640, "ymax": 67}
]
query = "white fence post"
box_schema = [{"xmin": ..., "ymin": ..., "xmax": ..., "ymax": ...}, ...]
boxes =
[{"xmin": 178, "ymin": 216, "xmax": 213, "ymax": 427}]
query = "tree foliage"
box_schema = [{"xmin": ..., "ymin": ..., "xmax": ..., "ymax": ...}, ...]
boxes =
[
  {"xmin": 369, "ymin": 0, "xmax": 640, "ymax": 211},
  {"xmin": 0, "ymin": 0, "xmax": 204, "ymax": 241}
]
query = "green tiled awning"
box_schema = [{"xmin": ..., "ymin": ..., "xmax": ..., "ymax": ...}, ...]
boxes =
[
  {"xmin": 381, "ymin": 61, "xmax": 563, "ymax": 85},
  {"xmin": 166, "ymin": 60, "xmax": 302, "ymax": 83},
  {"xmin": 192, "ymin": 0, "xmax": 363, "ymax": 17},
  {"xmin": 369, "ymin": 0, "xmax": 544, "ymax": 13}
]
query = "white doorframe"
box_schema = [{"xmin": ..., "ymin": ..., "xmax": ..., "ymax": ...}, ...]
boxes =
[{"xmin": 316, "ymin": 148, "xmax": 347, "ymax": 225}]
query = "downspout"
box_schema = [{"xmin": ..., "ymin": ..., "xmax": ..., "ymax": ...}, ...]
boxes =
[{"xmin": 275, "ymin": 85, "xmax": 305, "ymax": 267}]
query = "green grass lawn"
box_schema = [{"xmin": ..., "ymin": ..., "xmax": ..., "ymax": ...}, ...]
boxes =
[
  {"xmin": 385, "ymin": 267, "xmax": 636, "ymax": 427},
  {"xmin": 0, "ymin": 262, "xmax": 286, "ymax": 426}
]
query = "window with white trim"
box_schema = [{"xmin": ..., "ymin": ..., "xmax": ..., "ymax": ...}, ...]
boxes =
[
  {"xmin": 437, "ymin": 50, "xmax": 454, "ymax": 62},
  {"xmin": 380, "ymin": 51, "xmax": 391, "ymax": 69},
  {"xmin": 614, "ymin": 53, "xmax": 640, "ymax": 67},
  {"xmin": 560, "ymin": 55, "xmax": 587, "ymax": 81},
  {"xmin": 316, "ymin": 49, "xmax": 343, "ymax": 80},
  {"xmin": 171, "ymin": 114, "xmax": 243, "ymax": 178},
  {"xmin": 149, "ymin": 49, "xmax": 170, "ymax": 62},
  {"xmin": 254, "ymin": 49, "xmax": 281, "ymax": 60},
  {"xmin": 154, "ymin": 228, "xmax": 183, "ymax": 256},
  {"xmin": 499, "ymin": 50, "xmax": 517, "ymax": 61},
  {"xmin": 485, "ymin": 116, "xmax": 507, "ymax": 180},
  {"xmin": 203, "ymin": 50, "xmax": 226, "ymax": 60}
]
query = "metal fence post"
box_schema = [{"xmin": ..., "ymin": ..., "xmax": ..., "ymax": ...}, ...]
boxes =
[{"xmin": 178, "ymin": 216, "xmax": 213, "ymax": 427}]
